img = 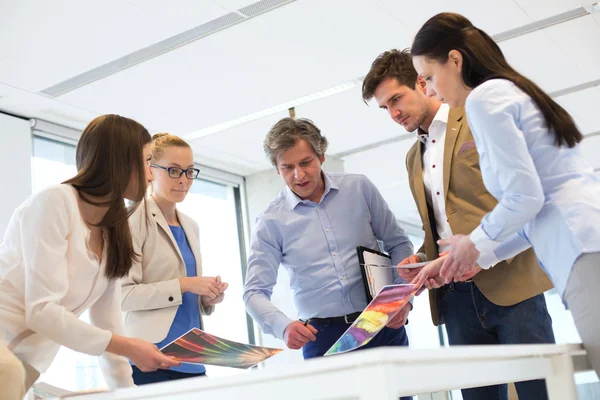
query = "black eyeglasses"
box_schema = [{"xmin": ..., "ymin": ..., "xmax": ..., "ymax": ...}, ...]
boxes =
[{"xmin": 150, "ymin": 164, "xmax": 200, "ymax": 179}]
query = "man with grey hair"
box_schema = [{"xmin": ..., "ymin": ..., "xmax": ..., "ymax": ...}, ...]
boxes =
[{"xmin": 244, "ymin": 118, "xmax": 414, "ymax": 389}]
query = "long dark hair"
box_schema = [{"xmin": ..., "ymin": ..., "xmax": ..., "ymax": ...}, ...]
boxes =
[
  {"xmin": 411, "ymin": 12, "xmax": 582, "ymax": 147},
  {"xmin": 64, "ymin": 114, "xmax": 151, "ymax": 279}
]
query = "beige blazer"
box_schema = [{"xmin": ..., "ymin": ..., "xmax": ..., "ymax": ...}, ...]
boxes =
[
  {"xmin": 122, "ymin": 196, "xmax": 214, "ymax": 343},
  {"xmin": 405, "ymin": 107, "xmax": 553, "ymax": 326}
]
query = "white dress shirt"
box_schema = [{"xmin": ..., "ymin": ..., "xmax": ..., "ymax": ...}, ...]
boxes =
[
  {"xmin": 421, "ymin": 103, "xmax": 453, "ymax": 253},
  {"xmin": 0, "ymin": 184, "xmax": 133, "ymax": 388},
  {"xmin": 466, "ymin": 79, "xmax": 600, "ymax": 296}
]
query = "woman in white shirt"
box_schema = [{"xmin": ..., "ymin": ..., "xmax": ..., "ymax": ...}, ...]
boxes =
[
  {"xmin": 410, "ymin": 12, "xmax": 600, "ymax": 378},
  {"xmin": 0, "ymin": 114, "xmax": 179, "ymax": 400},
  {"xmin": 122, "ymin": 133, "xmax": 227, "ymax": 385}
]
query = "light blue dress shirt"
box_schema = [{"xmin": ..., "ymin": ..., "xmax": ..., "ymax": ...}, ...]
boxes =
[
  {"xmin": 466, "ymin": 79, "xmax": 600, "ymax": 296},
  {"xmin": 243, "ymin": 172, "xmax": 414, "ymax": 339}
]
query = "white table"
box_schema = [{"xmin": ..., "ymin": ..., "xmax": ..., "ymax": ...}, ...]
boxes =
[{"xmin": 78, "ymin": 343, "xmax": 589, "ymax": 400}]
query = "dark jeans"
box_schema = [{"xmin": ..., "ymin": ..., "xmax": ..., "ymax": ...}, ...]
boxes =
[
  {"xmin": 131, "ymin": 365, "xmax": 206, "ymax": 385},
  {"xmin": 303, "ymin": 319, "xmax": 412, "ymax": 400},
  {"xmin": 439, "ymin": 281, "xmax": 555, "ymax": 400}
]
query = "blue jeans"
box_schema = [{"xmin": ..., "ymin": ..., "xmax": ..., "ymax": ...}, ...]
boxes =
[
  {"xmin": 131, "ymin": 365, "xmax": 206, "ymax": 385},
  {"xmin": 303, "ymin": 320, "xmax": 412, "ymax": 400},
  {"xmin": 439, "ymin": 281, "xmax": 555, "ymax": 400}
]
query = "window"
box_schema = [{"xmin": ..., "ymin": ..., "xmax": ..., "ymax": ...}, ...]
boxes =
[
  {"xmin": 31, "ymin": 136, "xmax": 76, "ymax": 192},
  {"xmin": 31, "ymin": 136, "xmax": 251, "ymax": 388}
]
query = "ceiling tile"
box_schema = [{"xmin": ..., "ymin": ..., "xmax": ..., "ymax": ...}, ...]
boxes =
[
  {"xmin": 190, "ymin": 110, "xmax": 289, "ymax": 174},
  {"xmin": 56, "ymin": 0, "xmax": 413, "ymax": 133},
  {"xmin": 373, "ymin": 0, "xmax": 532, "ymax": 35},
  {"xmin": 555, "ymin": 87, "xmax": 600, "ymax": 134},
  {"xmin": 294, "ymin": 86, "xmax": 407, "ymax": 155},
  {"xmin": 512, "ymin": 0, "xmax": 584, "ymax": 20},
  {"xmin": 211, "ymin": 0, "xmax": 258, "ymax": 12},
  {"xmin": 498, "ymin": 30, "xmax": 583, "ymax": 93},
  {"xmin": 542, "ymin": 15, "xmax": 600, "ymax": 84},
  {"xmin": 129, "ymin": 0, "xmax": 228, "ymax": 17},
  {"xmin": 0, "ymin": 0, "xmax": 231, "ymax": 91}
]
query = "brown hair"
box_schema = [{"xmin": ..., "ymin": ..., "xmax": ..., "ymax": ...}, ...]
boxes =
[
  {"xmin": 150, "ymin": 132, "xmax": 191, "ymax": 163},
  {"xmin": 411, "ymin": 12, "xmax": 583, "ymax": 147},
  {"xmin": 362, "ymin": 48, "xmax": 419, "ymax": 103},
  {"xmin": 63, "ymin": 114, "xmax": 151, "ymax": 279},
  {"xmin": 264, "ymin": 118, "xmax": 328, "ymax": 167}
]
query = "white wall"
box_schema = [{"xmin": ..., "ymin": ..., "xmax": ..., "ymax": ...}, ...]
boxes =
[
  {"xmin": 0, "ymin": 113, "xmax": 32, "ymax": 236},
  {"xmin": 245, "ymin": 155, "xmax": 344, "ymax": 367}
]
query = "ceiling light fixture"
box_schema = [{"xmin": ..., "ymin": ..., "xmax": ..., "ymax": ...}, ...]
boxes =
[
  {"xmin": 183, "ymin": 78, "xmax": 362, "ymax": 141},
  {"xmin": 585, "ymin": 2, "xmax": 600, "ymax": 13}
]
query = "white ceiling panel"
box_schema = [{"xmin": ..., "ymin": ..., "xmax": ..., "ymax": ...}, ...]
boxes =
[
  {"xmin": 0, "ymin": 0, "xmax": 230, "ymax": 91},
  {"xmin": 555, "ymin": 87, "xmax": 600, "ymax": 134},
  {"xmin": 373, "ymin": 0, "xmax": 533, "ymax": 35},
  {"xmin": 56, "ymin": 0, "xmax": 414, "ymax": 133},
  {"xmin": 498, "ymin": 30, "xmax": 583, "ymax": 93},
  {"xmin": 342, "ymin": 139, "xmax": 421, "ymax": 226},
  {"xmin": 294, "ymin": 86, "xmax": 408, "ymax": 154},
  {"xmin": 512, "ymin": 0, "xmax": 584, "ymax": 21},
  {"xmin": 0, "ymin": 82, "xmax": 95, "ymax": 129},
  {"xmin": 542, "ymin": 15, "xmax": 600, "ymax": 84},
  {"xmin": 190, "ymin": 110, "xmax": 289, "ymax": 175},
  {"xmin": 128, "ymin": 0, "xmax": 228, "ymax": 17},
  {"xmin": 212, "ymin": 0, "xmax": 258, "ymax": 12},
  {"xmin": 2, "ymin": 0, "xmax": 600, "ymax": 180},
  {"xmin": 342, "ymin": 140, "xmax": 414, "ymax": 188},
  {"xmin": 594, "ymin": 10, "xmax": 600, "ymax": 26}
]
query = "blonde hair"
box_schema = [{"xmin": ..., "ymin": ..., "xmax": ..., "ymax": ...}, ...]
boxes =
[{"xmin": 150, "ymin": 132, "xmax": 191, "ymax": 163}]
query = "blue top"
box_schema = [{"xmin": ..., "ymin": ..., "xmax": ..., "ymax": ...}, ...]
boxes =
[
  {"xmin": 466, "ymin": 79, "xmax": 600, "ymax": 296},
  {"xmin": 155, "ymin": 225, "xmax": 205, "ymax": 374},
  {"xmin": 243, "ymin": 172, "xmax": 414, "ymax": 340}
]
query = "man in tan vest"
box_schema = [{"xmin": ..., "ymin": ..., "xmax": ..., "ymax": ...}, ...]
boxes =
[{"xmin": 362, "ymin": 49, "xmax": 555, "ymax": 400}]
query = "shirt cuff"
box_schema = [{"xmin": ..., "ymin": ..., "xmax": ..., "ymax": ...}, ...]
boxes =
[
  {"xmin": 416, "ymin": 252, "xmax": 427, "ymax": 262},
  {"xmin": 470, "ymin": 225, "xmax": 501, "ymax": 270},
  {"xmin": 272, "ymin": 314, "xmax": 294, "ymax": 341}
]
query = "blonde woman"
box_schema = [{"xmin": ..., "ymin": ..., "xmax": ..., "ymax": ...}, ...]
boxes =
[
  {"xmin": 122, "ymin": 133, "xmax": 227, "ymax": 385},
  {"xmin": 0, "ymin": 115, "xmax": 179, "ymax": 400}
]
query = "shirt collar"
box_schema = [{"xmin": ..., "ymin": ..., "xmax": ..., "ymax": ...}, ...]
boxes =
[
  {"xmin": 416, "ymin": 103, "xmax": 450, "ymax": 143},
  {"xmin": 283, "ymin": 172, "xmax": 339, "ymax": 211}
]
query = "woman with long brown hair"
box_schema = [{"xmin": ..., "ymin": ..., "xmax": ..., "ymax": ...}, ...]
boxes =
[
  {"xmin": 0, "ymin": 114, "xmax": 178, "ymax": 399},
  {"xmin": 410, "ymin": 12, "xmax": 600, "ymax": 383}
]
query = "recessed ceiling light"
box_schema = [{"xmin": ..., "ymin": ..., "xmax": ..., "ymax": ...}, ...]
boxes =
[
  {"xmin": 182, "ymin": 78, "xmax": 362, "ymax": 141},
  {"xmin": 586, "ymin": 2, "xmax": 600, "ymax": 13}
]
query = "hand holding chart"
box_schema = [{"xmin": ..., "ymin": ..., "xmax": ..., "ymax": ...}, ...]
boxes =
[
  {"xmin": 324, "ymin": 283, "xmax": 421, "ymax": 356},
  {"xmin": 160, "ymin": 328, "xmax": 282, "ymax": 369}
]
